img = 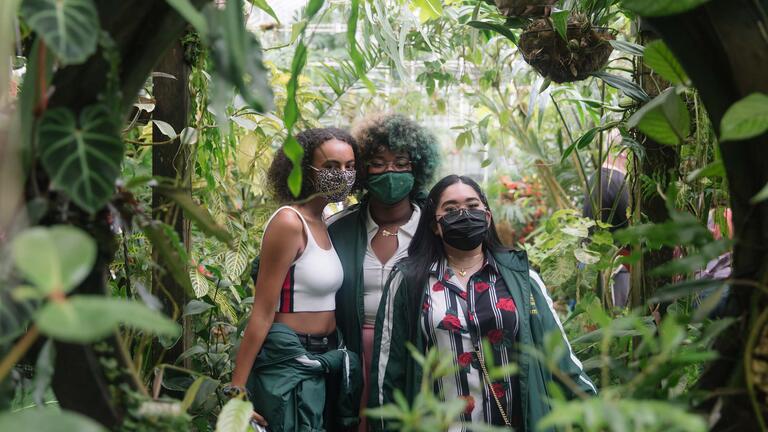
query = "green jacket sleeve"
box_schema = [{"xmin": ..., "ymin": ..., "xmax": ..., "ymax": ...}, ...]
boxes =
[
  {"xmin": 368, "ymin": 268, "xmax": 409, "ymax": 431},
  {"xmin": 529, "ymin": 270, "xmax": 598, "ymax": 397}
]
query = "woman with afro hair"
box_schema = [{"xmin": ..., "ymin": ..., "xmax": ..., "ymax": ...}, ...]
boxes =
[{"xmin": 326, "ymin": 113, "xmax": 440, "ymax": 430}]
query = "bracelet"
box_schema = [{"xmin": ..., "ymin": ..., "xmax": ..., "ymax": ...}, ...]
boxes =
[{"xmin": 222, "ymin": 384, "xmax": 249, "ymax": 400}]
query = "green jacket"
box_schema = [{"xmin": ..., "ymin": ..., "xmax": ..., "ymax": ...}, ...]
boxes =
[
  {"xmin": 326, "ymin": 201, "xmax": 372, "ymax": 358},
  {"xmin": 246, "ymin": 323, "xmax": 362, "ymax": 432},
  {"xmin": 368, "ymin": 249, "xmax": 597, "ymax": 431},
  {"xmin": 327, "ymin": 196, "xmax": 427, "ymax": 358}
]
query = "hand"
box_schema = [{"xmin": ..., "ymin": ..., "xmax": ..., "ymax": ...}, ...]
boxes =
[{"xmin": 251, "ymin": 411, "xmax": 268, "ymax": 428}]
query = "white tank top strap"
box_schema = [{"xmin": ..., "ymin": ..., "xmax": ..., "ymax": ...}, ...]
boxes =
[
  {"xmin": 262, "ymin": 206, "xmax": 344, "ymax": 313},
  {"xmin": 263, "ymin": 206, "xmax": 320, "ymax": 250}
]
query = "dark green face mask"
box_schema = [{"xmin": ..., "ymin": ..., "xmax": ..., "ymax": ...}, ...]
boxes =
[{"xmin": 366, "ymin": 172, "xmax": 415, "ymax": 204}]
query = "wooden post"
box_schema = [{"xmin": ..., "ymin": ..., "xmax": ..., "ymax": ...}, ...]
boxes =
[{"xmin": 152, "ymin": 39, "xmax": 192, "ymax": 365}]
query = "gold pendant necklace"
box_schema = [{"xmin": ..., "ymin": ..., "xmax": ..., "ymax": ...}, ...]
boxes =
[
  {"xmin": 448, "ymin": 254, "xmax": 484, "ymax": 278},
  {"xmin": 381, "ymin": 228, "xmax": 398, "ymax": 237}
]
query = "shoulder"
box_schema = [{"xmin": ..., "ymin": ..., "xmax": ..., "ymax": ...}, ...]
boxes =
[
  {"xmin": 264, "ymin": 207, "xmax": 304, "ymax": 239},
  {"xmin": 492, "ymin": 248, "xmax": 530, "ymax": 272},
  {"xmin": 327, "ymin": 203, "xmax": 363, "ymax": 230}
]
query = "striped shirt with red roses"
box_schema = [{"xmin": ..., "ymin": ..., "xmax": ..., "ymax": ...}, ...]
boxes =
[{"xmin": 422, "ymin": 254, "xmax": 523, "ymax": 430}]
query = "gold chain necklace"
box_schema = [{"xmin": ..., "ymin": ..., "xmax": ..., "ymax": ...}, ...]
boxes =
[
  {"xmin": 447, "ymin": 254, "xmax": 484, "ymax": 277},
  {"xmin": 380, "ymin": 228, "xmax": 398, "ymax": 237}
]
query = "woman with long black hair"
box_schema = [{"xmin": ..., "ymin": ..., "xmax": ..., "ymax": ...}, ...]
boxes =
[{"xmin": 369, "ymin": 175, "xmax": 596, "ymax": 431}]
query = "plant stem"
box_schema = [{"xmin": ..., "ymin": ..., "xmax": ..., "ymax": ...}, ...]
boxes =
[
  {"xmin": 115, "ymin": 331, "xmax": 149, "ymax": 397},
  {"xmin": 0, "ymin": 326, "xmax": 40, "ymax": 382}
]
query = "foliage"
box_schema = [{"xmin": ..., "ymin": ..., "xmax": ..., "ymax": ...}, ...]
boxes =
[
  {"xmin": 1, "ymin": 0, "xmax": 758, "ymax": 430},
  {"xmin": 526, "ymin": 209, "xmax": 617, "ymax": 301}
]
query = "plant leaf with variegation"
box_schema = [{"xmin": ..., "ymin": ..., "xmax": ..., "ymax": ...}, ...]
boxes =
[
  {"xmin": 21, "ymin": 0, "xmax": 100, "ymax": 65},
  {"xmin": 215, "ymin": 398, "xmax": 253, "ymax": 432},
  {"xmin": 38, "ymin": 105, "xmax": 123, "ymax": 214}
]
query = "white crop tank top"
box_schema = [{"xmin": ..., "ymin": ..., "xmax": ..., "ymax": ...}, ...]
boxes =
[{"xmin": 263, "ymin": 206, "xmax": 344, "ymax": 312}]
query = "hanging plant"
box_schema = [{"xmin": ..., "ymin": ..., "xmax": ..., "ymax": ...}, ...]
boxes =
[
  {"xmin": 519, "ymin": 14, "xmax": 615, "ymax": 83},
  {"xmin": 494, "ymin": 0, "xmax": 558, "ymax": 18}
]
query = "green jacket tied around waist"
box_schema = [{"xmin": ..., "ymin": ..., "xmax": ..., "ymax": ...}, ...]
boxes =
[{"xmin": 246, "ymin": 323, "xmax": 362, "ymax": 432}]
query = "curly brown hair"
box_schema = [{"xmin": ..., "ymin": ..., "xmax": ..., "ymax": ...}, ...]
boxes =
[
  {"xmin": 352, "ymin": 113, "xmax": 440, "ymax": 196},
  {"xmin": 267, "ymin": 128, "xmax": 359, "ymax": 203}
]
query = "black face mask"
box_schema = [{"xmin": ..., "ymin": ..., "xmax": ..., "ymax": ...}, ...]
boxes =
[{"xmin": 438, "ymin": 208, "xmax": 489, "ymax": 251}]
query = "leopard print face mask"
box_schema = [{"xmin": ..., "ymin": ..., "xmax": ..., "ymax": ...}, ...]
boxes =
[{"xmin": 310, "ymin": 167, "xmax": 356, "ymax": 202}]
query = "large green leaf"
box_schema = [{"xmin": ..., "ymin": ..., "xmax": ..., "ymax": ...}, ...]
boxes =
[
  {"xmin": 38, "ymin": 104, "xmax": 123, "ymax": 214},
  {"xmin": 466, "ymin": 20, "xmax": 518, "ymax": 44},
  {"xmin": 284, "ymin": 40, "xmax": 309, "ymax": 197},
  {"xmin": 36, "ymin": 295, "xmax": 180, "ymax": 343},
  {"xmin": 248, "ymin": 0, "xmax": 279, "ymax": 23},
  {"xmin": 0, "ymin": 409, "xmax": 107, "ymax": 432},
  {"xmin": 592, "ymin": 72, "xmax": 649, "ymax": 103},
  {"xmin": 166, "ymin": 0, "xmax": 208, "ymax": 37},
  {"xmin": 643, "ymin": 40, "xmax": 689, "ymax": 85},
  {"xmin": 21, "ymin": 0, "xmax": 99, "ymax": 65},
  {"xmin": 215, "ymin": 398, "xmax": 254, "ymax": 432},
  {"xmin": 627, "ymin": 87, "xmax": 690, "ymax": 145},
  {"xmin": 347, "ymin": 0, "xmax": 374, "ymax": 92},
  {"xmin": 609, "ymin": 40, "xmax": 644, "ymax": 56},
  {"xmin": 11, "ymin": 226, "xmax": 96, "ymax": 296},
  {"xmin": 410, "ymin": 0, "xmax": 443, "ymax": 22},
  {"xmin": 156, "ymin": 186, "xmax": 232, "ymax": 243},
  {"xmin": 550, "ymin": 9, "xmax": 569, "ymax": 41},
  {"xmin": 207, "ymin": 0, "xmax": 273, "ymax": 113},
  {"xmin": 621, "ymin": 0, "xmax": 712, "ymax": 17},
  {"xmin": 143, "ymin": 221, "xmax": 194, "ymax": 297},
  {"xmin": 719, "ymin": 93, "xmax": 768, "ymax": 142}
]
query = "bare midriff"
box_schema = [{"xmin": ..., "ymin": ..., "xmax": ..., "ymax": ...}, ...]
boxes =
[{"xmin": 274, "ymin": 310, "xmax": 336, "ymax": 336}]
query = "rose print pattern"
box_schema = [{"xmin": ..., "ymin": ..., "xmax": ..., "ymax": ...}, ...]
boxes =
[{"xmin": 424, "ymin": 255, "xmax": 521, "ymax": 428}]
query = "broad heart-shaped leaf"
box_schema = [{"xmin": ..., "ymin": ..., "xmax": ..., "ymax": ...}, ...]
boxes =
[
  {"xmin": 643, "ymin": 40, "xmax": 689, "ymax": 85},
  {"xmin": 621, "ymin": 0, "xmax": 712, "ymax": 17},
  {"xmin": 36, "ymin": 295, "xmax": 180, "ymax": 343},
  {"xmin": 627, "ymin": 87, "xmax": 690, "ymax": 145},
  {"xmin": 155, "ymin": 186, "xmax": 232, "ymax": 243},
  {"xmin": 0, "ymin": 408, "xmax": 107, "ymax": 432},
  {"xmin": 720, "ymin": 93, "xmax": 768, "ymax": 142},
  {"xmin": 11, "ymin": 226, "xmax": 96, "ymax": 296},
  {"xmin": 38, "ymin": 105, "xmax": 123, "ymax": 214},
  {"xmin": 21, "ymin": 0, "xmax": 99, "ymax": 65},
  {"xmin": 215, "ymin": 398, "xmax": 253, "ymax": 432},
  {"xmin": 143, "ymin": 221, "xmax": 194, "ymax": 297}
]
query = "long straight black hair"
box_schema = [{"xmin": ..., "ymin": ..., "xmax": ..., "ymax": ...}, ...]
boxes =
[{"xmin": 401, "ymin": 175, "xmax": 507, "ymax": 302}]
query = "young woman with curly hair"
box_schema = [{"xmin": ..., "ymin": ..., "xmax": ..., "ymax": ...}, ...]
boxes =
[
  {"xmin": 326, "ymin": 113, "xmax": 440, "ymax": 431},
  {"xmin": 227, "ymin": 128, "xmax": 363, "ymax": 431}
]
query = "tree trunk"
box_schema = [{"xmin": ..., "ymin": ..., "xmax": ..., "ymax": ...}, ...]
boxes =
[
  {"xmin": 628, "ymin": 27, "xmax": 679, "ymax": 308},
  {"xmin": 151, "ymin": 39, "xmax": 193, "ymax": 367},
  {"xmin": 644, "ymin": 0, "xmax": 768, "ymax": 428}
]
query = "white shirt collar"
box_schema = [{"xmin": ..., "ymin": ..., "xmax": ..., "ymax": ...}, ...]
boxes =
[{"xmin": 365, "ymin": 204, "xmax": 421, "ymax": 238}]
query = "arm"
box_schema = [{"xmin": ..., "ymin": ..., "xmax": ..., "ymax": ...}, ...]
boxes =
[
  {"xmin": 529, "ymin": 270, "xmax": 598, "ymax": 397},
  {"xmin": 368, "ymin": 269, "xmax": 409, "ymax": 430},
  {"xmin": 231, "ymin": 209, "xmax": 304, "ymax": 387}
]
